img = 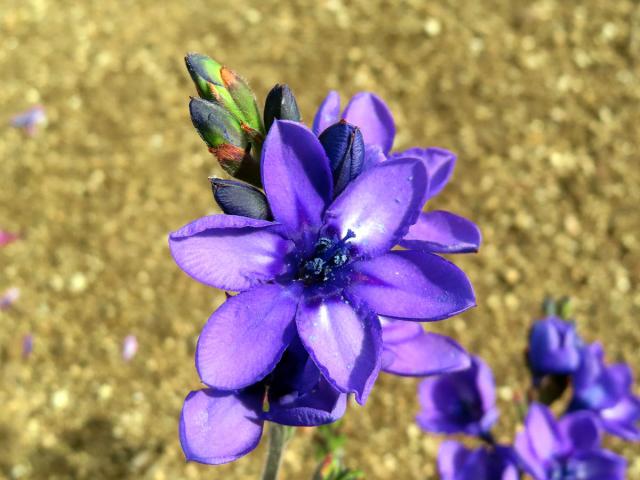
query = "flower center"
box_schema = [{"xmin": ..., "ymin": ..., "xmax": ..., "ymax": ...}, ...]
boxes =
[{"xmin": 298, "ymin": 230, "xmax": 355, "ymax": 285}]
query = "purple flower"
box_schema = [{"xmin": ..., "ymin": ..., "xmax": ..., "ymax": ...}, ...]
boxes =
[
  {"xmin": 438, "ymin": 441, "xmax": 518, "ymax": 480},
  {"xmin": 0, "ymin": 231, "xmax": 19, "ymax": 247},
  {"xmin": 515, "ymin": 403, "xmax": 626, "ymax": 480},
  {"xmin": 179, "ymin": 337, "xmax": 346, "ymax": 464},
  {"xmin": 313, "ymin": 91, "xmax": 481, "ymax": 255},
  {"xmin": 527, "ymin": 316, "xmax": 583, "ymax": 378},
  {"xmin": 416, "ymin": 356, "xmax": 498, "ymax": 437},
  {"xmin": 569, "ymin": 342, "xmax": 640, "ymax": 441},
  {"xmin": 10, "ymin": 105, "xmax": 46, "ymax": 136},
  {"xmin": 169, "ymin": 120, "xmax": 476, "ymax": 404}
]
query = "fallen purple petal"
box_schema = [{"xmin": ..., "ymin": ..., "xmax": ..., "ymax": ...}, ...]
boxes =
[
  {"xmin": 122, "ymin": 334, "xmax": 138, "ymax": 361},
  {"xmin": 0, "ymin": 287, "xmax": 20, "ymax": 310}
]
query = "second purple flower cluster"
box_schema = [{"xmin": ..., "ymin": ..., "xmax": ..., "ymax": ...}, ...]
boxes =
[{"xmin": 418, "ymin": 300, "xmax": 637, "ymax": 480}]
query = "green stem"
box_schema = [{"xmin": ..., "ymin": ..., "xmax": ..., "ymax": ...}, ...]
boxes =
[{"xmin": 260, "ymin": 424, "xmax": 294, "ymax": 480}]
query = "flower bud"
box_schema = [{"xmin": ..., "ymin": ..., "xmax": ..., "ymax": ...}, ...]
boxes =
[
  {"xmin": 319, "ymin": 120, "xmax": 365, "ymax": 196},
  {"xmin": 263, "ymin": 84, "xmax": 301, "ymax": 132},
  {"xmin": 210, "ymin": 178, "xmax": 272, "ymax": 220},
  {"xmin": 527, "ymin": 316, "xmax": 582, "ymax": 378},
  {"xmin": 189, "ymin": 98, "xmax": 260, "ymax": 184},
  {"xmin": 185, "ymin": 53, "xmax": 263, "ymax": 135}
]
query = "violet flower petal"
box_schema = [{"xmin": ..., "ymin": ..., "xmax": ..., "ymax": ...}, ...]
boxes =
[
  {"xmin": 196, "ymin": 283, "xmax": 300, "ymax": 390},
  {"xmin": 475, "ymin": 357, "xmax": 497, "ymax": 417},
  {"xmin": 400, "ymin": 210, "xmax": 482, "ymax": 254},
  {"xmin": 169, "ymin": 215, "xmax": 292, "ymax": 292},
  {"xmin": 569, "ymin": 451, "xmax": 627, "ymax": 480},
  {"xmin": 438, "ymin": 440, "xmax": 472, "ymax": 480},
  {"xmin": 380, "ymin": 317, "xmax": 423, "ymax": 343},
  {"xmin": 600, "ymin": 396, "xmax": 640, "ymax": 441},
  {"xmin": 342, "ymin": 92, "xmax": 395, "ymax": 155},
  {"xmin": 262, "ymin": 120, "xmax": 333, "ymax": 235},
  {"xmin": 382, "ymin": 330, "xmax": 470, "ymax": 377},
  {"xmin": 312, "ymin": 90, "xmax": 340, "ymax": 136},
  {"xmin": 391, "ymin": 147, "xmax": 456, "ymax": 200},
  {"xmin": 263, "ymin": 377, "xmax": 347, "ymax": 426},
  {"xmin": 348, "ymin": 250, "xmax": 475, "ymax": 321},
  {"xmin": 179, "ymin": 388, "xmax": 263, "ymax": 465},
  {"xmin": 362, "ymin": 144, "xmax": 386, "ymax": 171},
  {"xmin": 559, "ymin": 411, "xmax": 602, "ymax": 453},
  {"xmin": 323, "ymin": 158, "xmax": 427, "ymax": 259},
  {"xmin": 522, "ymin": 403, "xmax": 564, "ymax": 465},
  {"xmin": 296, "ymin": 294, "xmax": 382, "ymax": 405}
]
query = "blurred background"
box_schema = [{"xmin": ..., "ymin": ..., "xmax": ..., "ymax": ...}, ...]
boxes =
[{"xmin": 1, "ymin": 0, "xmax": 639, "ymax": 478}]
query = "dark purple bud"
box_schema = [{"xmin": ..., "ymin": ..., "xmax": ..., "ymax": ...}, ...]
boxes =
[
  {"xmin": 319, "ymin": 121, "xmax": 365, "ymax": 197},
  {"xmin": 263, "ymin": 84, "xmax": 301, "ymax": 132},
  {"xmin": 210, "ymin": 178, "xmax": 272, "ymax": 220}
]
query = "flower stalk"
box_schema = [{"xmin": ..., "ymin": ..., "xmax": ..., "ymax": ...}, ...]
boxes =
[{"xmin": 260, "ymin": 424, "xmax": 294, "ymax": 480}]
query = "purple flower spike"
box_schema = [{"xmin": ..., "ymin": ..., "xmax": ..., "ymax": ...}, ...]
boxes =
[
  {"xmin": 515, "ymin": 403, "xmax": 626, "ymax": 480},
  {"xmin": 0, "ymin": 287, "xmax": 20, "ymax": 310},
  {"xmin": 527, "ymin": 316, "xmax": 583, "ymax": 378},
  {"xmin": 11, "ymin": 105, "xmax": 46, "ymax": 136},
  {"xmin": 0, "ymin": 231, "xmax": 19, "ymax": 247},
  {"xmin": 180, "ymin": 339, "xmax": 346, "ymax": 464},
  {"xmin": 169, "ymin": 119, "xmax": 476, "ymax": 404},
  {"xmin": 438, "ymin": 440, "xmax": 518, "ymax": 480},
  {"xmin": 416, "ymin": 356, "xmax": 498, "ymax": 437},
  {"xmin": 569, "ymin": 342, "xmax": 640, "ymax": 441},
  {"xmin": 122, "ymin": 335, "xmax": 138, "ymax": 361}
]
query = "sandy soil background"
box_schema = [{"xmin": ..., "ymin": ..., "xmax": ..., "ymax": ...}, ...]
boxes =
[{"xmin": 1, "ymin": 0, "xmax": 639, "ymax": 478}]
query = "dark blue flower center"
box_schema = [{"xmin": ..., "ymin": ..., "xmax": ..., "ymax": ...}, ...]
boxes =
[{"xmin": 298, "ymin": 230, "xmax": 356, "ymax": 285}]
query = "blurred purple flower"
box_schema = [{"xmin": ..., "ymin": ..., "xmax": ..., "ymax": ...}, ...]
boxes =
[
  {"xmin": 313, "ymin": 91, "xmax": 481, "ymax": 255},
  {"xmin": 0, "ymin": 231, "xmax": 19, "ymax": 247},
  {"xmin": 438, "ymin": 440, "xmax": 518, "ymax": 480},
  {"xmin": 179, "ymin": 336, "xmax": 346, "ymax": 464},
  {"xmin": 416, "ymin": 356, "xmax": 498, "ymax": 437},
  {"xmin": 0, "ymin": 287, "xmax": 20, "ymax": 310},
  {"xmin": 10, "ymin": 105, "xmax": 46, "ymax": 136},
  {"xmin": 569, "ymin": 342, "xmax": 640, "ymax": 441},
  {"xmin": 169, "ymin": 120, "xmax": 475, "ymax": 404},
  {"xmin": 22, "ymin": 334, "xmax": 34, "ymax": 359},
  {"xmin": 515, "ymin": 403, "xmax": 626, "ymax": 480},
  {"xmin": 527, "ymin": 316, "xmax": 583, "ymax": 378},
  {"xmin": 122, "ymin": 334, "xmax": 138, "ymax": 361}
]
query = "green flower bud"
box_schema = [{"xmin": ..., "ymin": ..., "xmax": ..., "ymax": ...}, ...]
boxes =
[
  {"xmin": 185, "ymin": 53, "xmax": 263, "ymax": 135},
  {"xmin": 189, "ymin": 97, "xmax": 260, "ymax": 184}
]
